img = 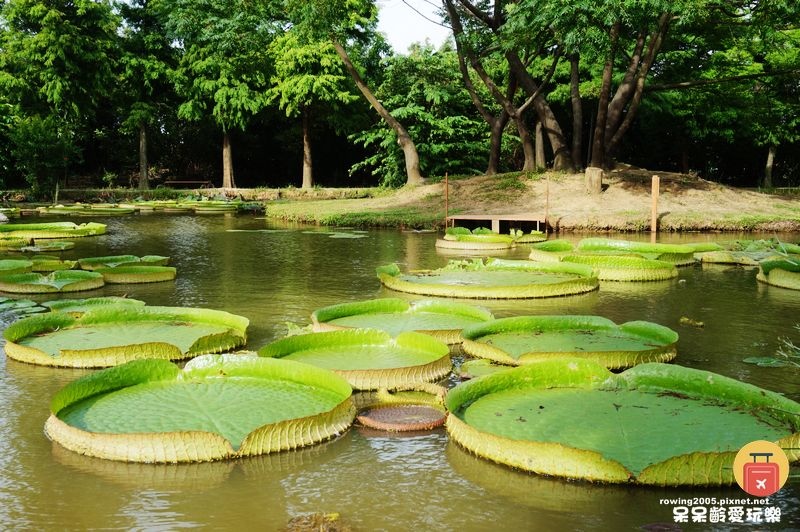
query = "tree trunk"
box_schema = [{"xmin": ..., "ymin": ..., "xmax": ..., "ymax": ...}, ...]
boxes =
[
  {"xmin": 517, "ymin": 119, "xmax": 536, "ymax": 171},
  {"xmin": 590, "ymin": 22, "xmax": 620, "ymax": 168},
  {"xmin": 222, "ymin": 132, "xmax": 235, "ymax": 189},
  {"xmin": 506, "ymin": 52, "xmax": 574, "ymax": 171},
  {"xmin": 570, "ymin": 55, "xmax": 583, "ymax": 170},
  {"xmin": 487, "ymin": 111, "xmax": 510, "ymax": 175},
  {"xmin": 138, "ymin": 121, "xmax": 149, "ymax": 191},
  {"xmin": 332, "ymin": 40, "xmax": 423, "ymax": 185},
  {"xmin": 764, "ymin": 144, "xmax": 776, "ymax": 188},
  {"xmin": 535, "ymin": 120, "xmax": 546, "ymax": 170},
  {"xmin": 302, "ymin": 106, "xmax": 313, "ymax": 189}
]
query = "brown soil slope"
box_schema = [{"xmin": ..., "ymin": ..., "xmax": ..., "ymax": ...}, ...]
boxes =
[{"xmin": 265, "ymin": 168, "xmax": 800, "ymax": 232}]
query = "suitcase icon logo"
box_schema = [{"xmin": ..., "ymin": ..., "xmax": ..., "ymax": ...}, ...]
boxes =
[
  {"xmin": 734, "ymin": 441, "xmax": 789, "ymax": 497},
  {"xmin": 744, "ymin": 453, "xmax": 779, "ymax": 496}
]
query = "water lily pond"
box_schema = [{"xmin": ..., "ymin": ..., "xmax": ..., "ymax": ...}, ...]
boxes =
[{"xmin": 1, "ymin": 213, "xmax": 800, "ymax": 529}]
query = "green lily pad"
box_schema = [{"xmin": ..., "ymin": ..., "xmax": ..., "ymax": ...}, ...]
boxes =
[
  {"xmin": 742, "ymin": 356, "xmax": 793, "ymax": 368},
  {"xmin": 42, "ymin": 296, "xmax": 146, "ymax": 315},
  {"xmin": 697, "ymin": 251, "xmax": 760, "ymax": 266},
  {"xmin": 377, "ymin": 258, "xmax": 598, "ymax": 299},
  {"xmin": 29, "ymin": 255, "xmax": 77, "ymax": 272},
  {"xmin": 95, "ymin": 265, "xmax": 177, "ymax": 284},
  {"xmin": 3, "ymin": 305, "xmax": 249, "ymax": 367},
  {"xmin": 577, "ymin": 238, "xmax": 696, "ymax": 266},
  {"xmin": 0, "ymin": 270, "xmax": 105, "ymax": 294},
  {"xmin": 446, "ymin": 359, "xmax": 800, "ymax": 485},
  {"xmin": 0, "ymin": 297, "xmax": 46, "ymax": 317},
  {"xmin": 561, "ymin": 255, "xmax": 678, "ymax": 281},
  {"xmin": 258, "ymin": 329, "xmax": 451, "ymax": 390},
  {"xmin": 45, "ymin": 354, "xmax": 355, "ymax": 462},
  {"xmin": 458, "ymin": 359, "xmax": 508, "ymax": 379},
  {"xmin": 311, "ymin": 298, "xmax": 494, "ymax": 344},
  {"xmin": 461, "ymin": 315, "xmax": 678, "ymax": 369},
  {"xmin": 78, "ymin": 255, "xmax": 170, "ymax": 270},
  {"xmin": 18, "ymin": 241, "xmax": 76, "ymax": 252},
  {"xmin": 0, "ymin": 259, "xmax": 33, "ymax": 275},
  {"xmin": 757, "ymin": 259, "xmax": 800, "ymax": 290},
  {"xmin": 0, "ymin": 221, "xmax": 106, "ymax": 239}
]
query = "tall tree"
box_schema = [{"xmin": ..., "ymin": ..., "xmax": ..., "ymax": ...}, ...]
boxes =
[
  {"xmin": 0, "ymin": 0, "xmax": 119, "ymax": 190},
  {"xmin": 350, "ymin": 43, "xmax": 490, "ymax": 186},
  {"xmin": 286, "ymin": 0, "xmax": 425, "ymax": 185},
  {"xmin": 117, "ymin": 0, "xmax": 178, "ymax": 190},
  {"xmin": 164, "ymin": 0, "xmax": 277, "ymax": 188},
  {"xmin": 267, "ymin": 33, "xmax": 359, "ymax": 188}
]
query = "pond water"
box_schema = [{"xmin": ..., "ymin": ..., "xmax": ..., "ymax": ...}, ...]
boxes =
[{"xmin": 1, "ymin": 213, "xmax": 799, "ymax": 530}]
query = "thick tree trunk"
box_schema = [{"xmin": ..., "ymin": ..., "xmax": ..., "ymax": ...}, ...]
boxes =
[
  {"xmin": 605, "ymin": 13, "xmax": 672, "ymax": 157},
  {"xmin": 570, "ymin": 56, "xmax": 583, "ymax": 170},
  {"xmin": 222, "ymin": 132, "xmax": 235, "ymax": 189},
  {"xmin": 332, "ymin": 40, "xmax": 423, "ymax": 185},
  {"xmin": 535, "ymin": 120, "xmax": 546, "ymax": 170},
  {"xmin": 517, "ymin": 119, "xmax": 536, "ymax": 171},
  {"xmin": 487, "ymin": 111, "xmax": 510, "ymax": 175},
  {"xmin": 764, "ymin": 144, "xmax": 776, "ymax": 188},
  {"xmin": 506, "ymin": 52, "xmax": 574, "ymax": 171},
  {"xmin": 591, "ymin": 22, "xmax": 620, "ymax": 168},
  {"xmin": 302, "ymin": 106, "xmax": 313, "ymax": 189},
  {"xmin": 138, "ymin": 122, "xmax": 149, "ymax": 190}
]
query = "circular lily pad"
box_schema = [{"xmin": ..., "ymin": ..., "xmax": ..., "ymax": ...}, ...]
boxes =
[
  {"xmin": 357, "ymin": 405, "xmax": 446, "ymax": 432},
  {"xmin": 42, "ymin": 296, "xmax": 146, "ymax": 315},
  {"xmin": 446, "ymin": 359, "xmax": 800, "ymax": 486},
  {"xmin": 0, "ymin": 270, "xmax": 104, "ymax": 294},
  {"xmin": 95, "ymin": 265, "xmax": 177, "ymax": 284},
  {"xmin": 3, "ymin": 305, "xmax": 249, "ymax": 367},
  {"xmin": 461, "ymin": 315, "xmax": 678, "ymax": 369},
  {"xmin": 78, "ymin": 255, "xmax": 170, "ymax": 270},
  {"xmin": 377, "ymin": 259, "xmax": 598, "ymax": 299},
  {"xmin": 29, "ymin": 255, "xmax": 77, "ymax": 272},
  {"xmin": 311, "ymin": 298, "xmax": 494, "ymax": 344},
  {"xmin": 45, "ymin": 354, "xmax": 355, "ymax": 463},
  {"xmin": 561, "ymin": 255, "xmax": 678, "ymax": 281},
  {"xmin": 18, "ymin": 241, "xmax": 76, "ymax": 252},
  {"xmin": 757, "ymin": 259, "xmax": 800, "ymax": 290},
  {"xmin": 0, "ymin": 259, "xmax": 33, "ymax": 275},
  {"xmin": 0, "ymin": 221, "xmax": 106, "ymax": 239},
  {"xmin": 577, "ymin": 238, "xmax": 696, "ymax": 265},
  {"xmin": 437, "ymin": 232, "xmax": 514, "ymax": 251},
  {"xmin": 258, "ymin": 329, "xmax": 451, "ymax": 390}
]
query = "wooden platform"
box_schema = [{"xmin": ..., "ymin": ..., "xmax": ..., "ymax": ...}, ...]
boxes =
[{"xmin": 446, "ymin": 213, "xmax": 547, "ymax": 233}]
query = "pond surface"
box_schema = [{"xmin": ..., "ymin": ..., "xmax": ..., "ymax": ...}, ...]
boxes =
[{"xmin": 1, "ymin": 214, "xmax": 799, "ymax": 530}]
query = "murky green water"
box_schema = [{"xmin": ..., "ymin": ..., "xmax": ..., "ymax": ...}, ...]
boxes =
[{"xmin": 1, "ymin": 214, "xmax": 799, "ymax": 530}]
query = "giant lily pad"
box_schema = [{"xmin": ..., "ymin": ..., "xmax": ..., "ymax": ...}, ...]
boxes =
[
  {"xmin": 44, "ymin": 354, "xmax": 355, "ymax": 463},
  {"xmin": 377, "ymin": 258, "xmax": 598, "ymax": 299},
  {"xmin": 42, "ymin": 296, "xmax": 146, "ymax": 315},
  {"xmin": 78, "ymin": 255, "xmax": 170, "ymax": 270},
  {"xmin": 577, "ymin": 238, "xmax": 696, "ymax": 265},
  {"xmin": 0, "ymin": 221, "xmax": 106, "ymax": 239},
  {"xmin": 0, "ymin": 259, "xmax": 33, "ymax": 275},
  {"xmin": 3, "ymin": 305, "xmax": 249, "ymax": 367},
  {"xmin": 95, "ymin": 265, "xmax": 177, "ymax": 284},
  {"xmin": 29, "ymin": 255, "xmax": 77, "ymax": 272},
  {"xmin": 311, "ymin": 298, "xmax": 494, "ymax": 344},
  {"xmin": 0, "ymin": 270, "xmax": 104, "ymax": 294},
  {"xmin": 757, "ymin": 259, "xmax": 800, "ymax": 290},
  {"xmin": 561, "ymin": 255, "xmax": 678, "ymax": 282},
  {"xmin": 437, "ymin": 228, "xmax": 514, "ymax": 251},
  {"xmin": 460, "ymin": 315, "xmax": 678, "ymax": 369},
  {"xmin": 445, "ymin": 359, "xmax": 800, "ymax": 486},
  {"xmin": 258, "ymin": 329, "xmax": 451, "ymax": 390}
]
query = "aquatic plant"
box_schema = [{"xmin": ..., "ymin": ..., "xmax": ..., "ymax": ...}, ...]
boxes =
[{"xmin": 45, "ymin": 354, "xmax": 355, "ymax": 462}]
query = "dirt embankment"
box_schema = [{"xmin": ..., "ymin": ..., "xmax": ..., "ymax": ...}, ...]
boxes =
[{"xmin": 263, "ymin": 168, "xmax": 800, "ymax": 232}]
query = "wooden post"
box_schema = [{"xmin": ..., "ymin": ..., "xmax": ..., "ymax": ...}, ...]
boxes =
[
  {"xmin": 444, "ymin": 172, "xmax": 449, "ymax": 228},
  {"xmin": 651, "ymin": 175, "xmax": 660, "ymax": 234},
  {"xmin": 544, "ymin": 174, "xmax": 550, "ymax": 234}
]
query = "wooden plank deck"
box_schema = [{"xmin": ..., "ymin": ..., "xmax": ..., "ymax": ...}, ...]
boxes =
[{"xmin": 446, "ymin": 213, "xmax": 547, "ymax": 233}]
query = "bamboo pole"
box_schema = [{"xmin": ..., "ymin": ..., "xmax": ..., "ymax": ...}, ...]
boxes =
[
  {"xmin": 651, "ymin": 174, "xmax": 660, "ymax": 236},
  {"xmin": 444, "ymin": 172, "xmax": 449, "ymax": 228}
]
